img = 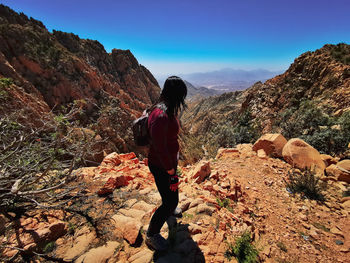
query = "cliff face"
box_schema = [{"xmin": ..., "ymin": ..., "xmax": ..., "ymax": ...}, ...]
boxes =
[
  {"xmin": 182, "ymin": 44, "xmax": 350, "ymax": 156},
  {"xmin": 0, "ymin": 4, "xmax": 160, "ymax": 154},
  {"xmin": 0, "ymin": 4, "xmax": 160, "ymax": 111}
]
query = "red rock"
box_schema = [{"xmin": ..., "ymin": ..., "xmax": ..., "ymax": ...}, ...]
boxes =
[
  {"xmin": 100, "ymin": 152, "xmax": 122, "ymax": 167},
  {"xmin": 97, "ymin": 175, "xmax": 133, "ymax": 195},
  {"xmin": 253, "ymin": 133, "xmax": 287, "ymax": 158},
  {"xmin": 36, "ymin": 221, "xmax": 67, "ymax": 241},
  {"xmin": 119, "ymin": 152, "xmax": 137, "ymax": 161},
  {"xmin": 190, "ymin": 161, "xmax": 211, "ymax": 183},
  {"xmin": 326, "ymin": 162, "xmax": 350, "ymax": 183},
  {"xmin": 141, "ymin": 158, "xmax": 148, "ymax": 166},
  {"xmin": 337, "ymin": 160, "xmax": 350, "ymax": 183},
  {"xmin": 282, "ymin": 138, "xmax": 326, "ymax": 175}
]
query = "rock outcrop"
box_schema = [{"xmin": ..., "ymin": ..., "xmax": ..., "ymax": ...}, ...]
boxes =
[{"xmin": 0, "ymin": 4, "xmax": 160, "ymax": 152}]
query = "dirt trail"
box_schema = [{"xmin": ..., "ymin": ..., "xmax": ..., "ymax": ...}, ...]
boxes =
[{"xmin": 1, "ymin": 147, "xmax": 349, "ymax": 263}]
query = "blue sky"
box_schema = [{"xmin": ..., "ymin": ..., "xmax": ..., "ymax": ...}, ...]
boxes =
[{"xmin": 1, "ymin": 0, "xmax": 349, "ymax": 77}]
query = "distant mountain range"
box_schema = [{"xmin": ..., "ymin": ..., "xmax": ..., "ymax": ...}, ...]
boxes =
[{"xmin": 179, "ymin": 68, "xmax": 282, "ymax": 92}]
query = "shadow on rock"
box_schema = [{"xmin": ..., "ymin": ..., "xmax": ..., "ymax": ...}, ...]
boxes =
[{"xmin": 152, "ymin": 222, "xmax": 205, "ymax": 263}]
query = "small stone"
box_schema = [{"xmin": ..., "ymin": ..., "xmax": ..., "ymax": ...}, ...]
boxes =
[{"xmin": 335, "ymin": 240, "xmax": 344, "ymax": 245}]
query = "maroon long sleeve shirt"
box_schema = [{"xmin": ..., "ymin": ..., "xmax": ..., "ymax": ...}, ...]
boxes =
[{"xmin": 147, "ymin": 107, "xmax": 179, "ymax": 171}]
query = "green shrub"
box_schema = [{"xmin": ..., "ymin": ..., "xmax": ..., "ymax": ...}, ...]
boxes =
[
  {"xmin": 275, "ymin": 100, "xmax": 350, "ymax": 155},
  {"xmin": 206, "ymin": 108, "xmax": 261, "ymax": 157},
  {"xmin": 225, "ymin": 231, "xmax": 258, "ymax": 263},
  {"xmin": 43, "ymin": 241, "xmax": 55, "ymax": 253},
  {"xmin": 0, "ymin": 78, "xmax": 13, "ymax": 86},
  {"xmin": 285, "ymin": 169, "xmax": 326, "ymax": 201},
  {"xmin": 330, "ymin": 43, "xmax": 350, "ymax": 65}
]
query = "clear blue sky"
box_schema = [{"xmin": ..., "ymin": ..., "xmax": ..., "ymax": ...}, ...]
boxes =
[{"xmin": 1, "ymin": 0, "xmax": 349, "ymax": 76}]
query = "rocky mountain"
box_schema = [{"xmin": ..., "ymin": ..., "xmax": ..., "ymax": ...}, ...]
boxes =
[
  {"xmin": 0, "ymin": 4, "xmax": 160, "ymax": 156},
  {"xmin": 181, "ymin": 43, "xmax": 350, "ymax": 157},
  {"xmin": 184, "ymin": 80, "xmax": 221, "ymax": 101}
]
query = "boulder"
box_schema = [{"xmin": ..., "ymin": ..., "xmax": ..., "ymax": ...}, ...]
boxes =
[
  {"xmin": 190, "ymin": 161, "xmax": 211, "ymax": 183},
  {"xmin": 321, "ymin": 154, "xmax": 338, "ymax": 167},
  {"xmin": 253, "ymin": 133, "xmax": 287, "ymax": 158},
  {"xmin": 56, "ymin": 227, "xmax": 96, "ymax": 261},
  {"xmin": 282, "ymin": 138, "xmax": 326, "ymax": 174},
  {"xmin": 326, "ymin": 160, "xmax": 350, "ymax": 183},
  {"xmin": 111, "ymin": 214, "xmax": 141, "ymax": 245},
  {"xmin": 97, "ymin": 175, "xmax": 133, "ymax": 196},
  {"xmin": 196, "ymin": 204, "xmax": 216, "ymax": 216},
  {"xmin": 35, "ymin": 221, "xmax": 67, "ymax": 241},
  {"xmin": 76, "ymin": 241, "xmax": 121, "ymax": 263}
]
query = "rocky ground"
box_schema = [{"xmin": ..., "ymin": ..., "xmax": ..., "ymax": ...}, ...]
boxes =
[{"xmin": 1, "ymin": 140, "xmax": 349, "ymax": 263}]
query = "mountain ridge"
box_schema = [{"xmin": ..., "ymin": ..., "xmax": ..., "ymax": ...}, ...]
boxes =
[
  {"xmin": 0, "ymin": 4, "xmax": 160, "ymax": 155},
  {"xmin": 181, "ymin": 43, "xmax": 350, "ymax": 158}
]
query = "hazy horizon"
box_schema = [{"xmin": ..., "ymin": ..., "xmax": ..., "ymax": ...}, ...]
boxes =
[{"xmin": 2, "ymin": 0, "xmax": 349, "ymax": 77}]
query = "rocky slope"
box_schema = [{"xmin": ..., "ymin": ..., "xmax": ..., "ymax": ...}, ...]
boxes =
[
  {"xmin": 0, "ymin": 4, "xmax": 160, "ymax": 154},
  {"xmin": 184, "ymin": 80, "xmax": 221, "ymax": 101},
  {"xmin": 181, "ymin": 44, "xmax": 350, "ymax": 157},
  {"xmin": 1, "ymin": 138, "xmax": 349, "ymax": 263}
]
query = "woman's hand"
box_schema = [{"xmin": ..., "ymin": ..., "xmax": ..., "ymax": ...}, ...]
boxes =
[{"xmin": 169, "ymin": 175, "xmax": 179, "ymax": 192}]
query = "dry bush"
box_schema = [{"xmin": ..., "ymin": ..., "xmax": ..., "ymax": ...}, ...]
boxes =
[{"xmin": 0, "ymin": 105, "xmax": 102, "ymax": 213}]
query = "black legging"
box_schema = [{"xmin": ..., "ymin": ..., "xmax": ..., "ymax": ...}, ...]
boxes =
[{"xmin": 147, "ymin": 163, "xmax": 179, "ymax": 236}]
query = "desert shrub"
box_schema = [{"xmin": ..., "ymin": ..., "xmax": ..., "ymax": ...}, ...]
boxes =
[
  {"xmin": 276, "ymin": 100, "xmax": 329, "ymax": 139},
  {"xmin": 275, "ymin": 100, "xmax": 350, "ymax": 154},
  {"xmin": 217, "ymin": 198, "xmax": 233, "ymax": 212},
  {"xmin": 285, "ymin": 169, "xmax": 326, "ymax": 201},
  {"xmin": 302, "ymin": 129, "xmax": 347, "ymax": 155},
  {"xmin": 0, "ymin": 107, "xmax": 100, "ymax": 212},
  {"xmin": 225, "ymin": 231, "xmax": 258, "ymax": 263},
  {"xmin": 330, "ymin": 43, "xmax": 350, "ymax": 65},
  {"xmin": 207, "ymin": 109, "xmax": 261, "ymax": 157},
  {"xmin": 0, "ymin": 77, "xmax": 13, "ymax": 86}
]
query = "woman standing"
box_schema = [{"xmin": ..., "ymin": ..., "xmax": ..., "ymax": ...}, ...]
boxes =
[{"xmin": 146, "ymin": 76, "xmax": 187, "ymax": 251}]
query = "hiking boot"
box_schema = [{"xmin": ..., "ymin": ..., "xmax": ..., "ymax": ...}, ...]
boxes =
[
  {"xmin": 145, "ymin": 233, "xmax": 168, "ymax": 251},
  {"xmin": 172, "ymin": 207, "xmax": 182, "ymax": 218}
]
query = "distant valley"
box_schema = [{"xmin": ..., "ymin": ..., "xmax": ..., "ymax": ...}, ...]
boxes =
[{"xmin": 180, "ymin": 68, "xmax": 282, "ymax": 92}]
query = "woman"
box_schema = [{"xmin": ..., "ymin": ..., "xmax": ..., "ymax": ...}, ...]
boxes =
[{"xmin": 146, "ymin": 76, "xmax": 187, "ymax": 251}]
